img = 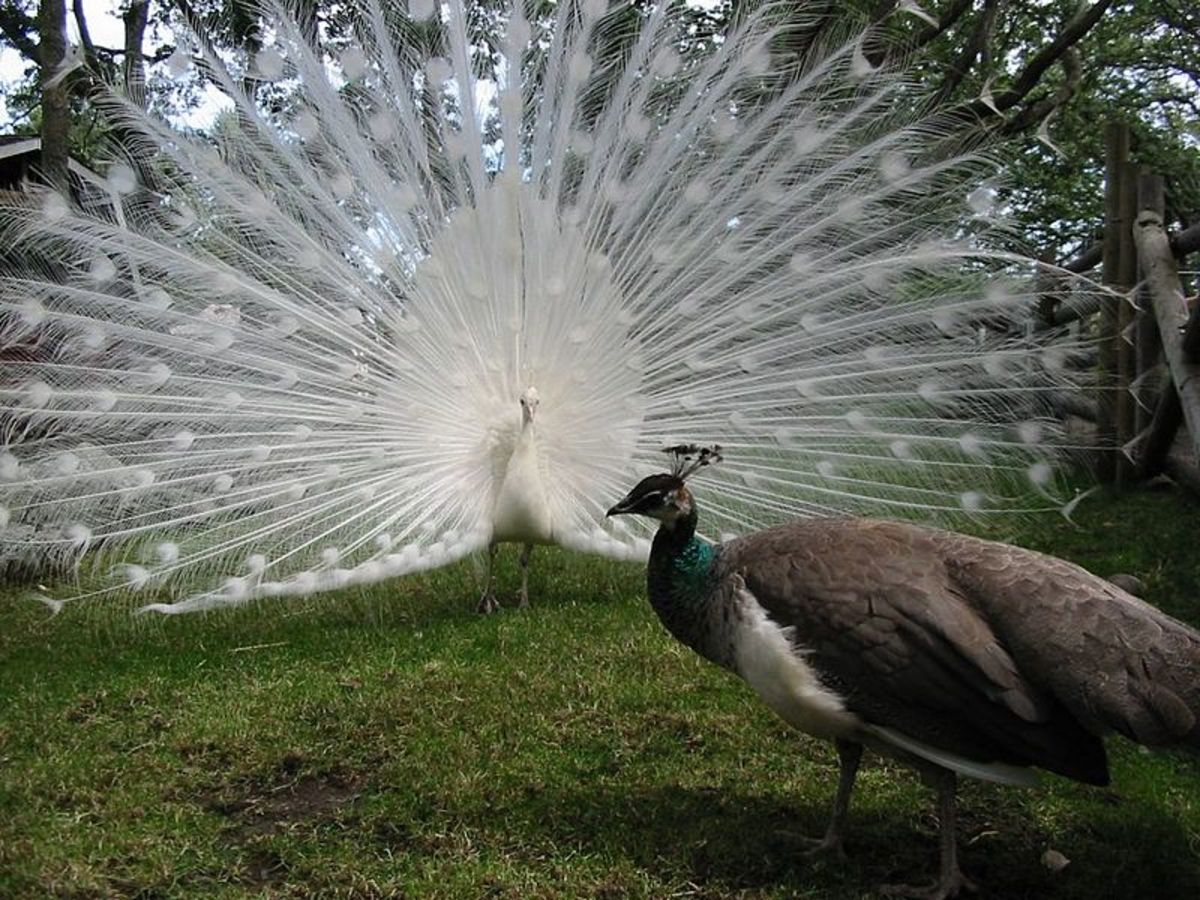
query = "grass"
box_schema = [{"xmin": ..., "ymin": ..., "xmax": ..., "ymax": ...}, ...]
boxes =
[{"xmin": 1, "ymin": 484, "xmax": 1199, "ymax": 898}]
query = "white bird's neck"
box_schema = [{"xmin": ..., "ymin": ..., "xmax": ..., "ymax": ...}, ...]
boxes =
[{"xmin": 491, "ymin": 408, "xmax": 553, "ymax": 544}]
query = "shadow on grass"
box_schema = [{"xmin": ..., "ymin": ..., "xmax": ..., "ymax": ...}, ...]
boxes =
[{"xmin": 389, "ymin": 775, "xmax": 1200, "ymax": 899}]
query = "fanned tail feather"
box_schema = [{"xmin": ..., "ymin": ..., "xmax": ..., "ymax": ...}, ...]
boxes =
[{"xmin": 0, "ymin": 0, "xmax": 1094, "ymax": 611}]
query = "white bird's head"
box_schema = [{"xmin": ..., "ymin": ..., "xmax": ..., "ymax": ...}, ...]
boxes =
[{"xmin": 519, "ymin": 386, "xmax": 540, "ymax": 425}]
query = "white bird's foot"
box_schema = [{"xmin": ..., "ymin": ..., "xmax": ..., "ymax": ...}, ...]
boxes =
[
  {"xmin": 478, "ymin": 544, "xmax": 500, "ymax": 614},
  {"xmin": 878, "ymin": 869, "xmax": 977, "ymax": 899},
  {"xmin": 517, "ymin": 543, "xmax": 533, "ymax": 609},
  {"xmin": 477, "ymin": 591, "xmax": 500, "ymax": 615}
]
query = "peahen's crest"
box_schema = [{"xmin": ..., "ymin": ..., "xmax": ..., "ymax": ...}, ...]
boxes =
[
  {"xmin": 664, "ymin": 445, "xmax": 723, "ymax": 481},
  {"xmin": 0, "ymin": 0, "xmax": 1091, "ymax": 612}
]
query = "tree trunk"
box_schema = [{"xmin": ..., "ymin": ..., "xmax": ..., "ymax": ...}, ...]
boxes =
[
  {"xmin": 123, "ymin": 0, "xmax": 151, "ymax": 108},
  {"xmin": 37, "ymin": 0, "xmax": 70, "ymax": 193},
  {"xmin": 1133, "ymin": 208, "xmax": 1200, "ymax": 472}
]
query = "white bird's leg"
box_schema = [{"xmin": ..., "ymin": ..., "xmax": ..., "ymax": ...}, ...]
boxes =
[
  {"xmin": 802, "ymin": 738, "xmax": 862, "ymax": 859},
  {"xmin": 517, "ymin": 543, "xmax": 533, "ymax": 608},
  {"xmin": 477, "ymin": 543, "xmax": 500, "ymax": 615},
  {"xmin": 881, "ymin": 767, "xmax": 977, "ymax": 900}
]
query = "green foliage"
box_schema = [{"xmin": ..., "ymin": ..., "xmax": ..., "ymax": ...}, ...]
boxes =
[
  {"xmin": 3, "ymin": 1, "xmax": 1196, "ymax": 257},
  {"xmin": 997, "ymin": 1, "xmax": 1200, "ymax": 253},
  {"xmin": 2, "ymin": 485, "xmax": 1198, "ymax": 898}
]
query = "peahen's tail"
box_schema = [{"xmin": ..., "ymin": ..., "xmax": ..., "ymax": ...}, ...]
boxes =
[{"xmin": 0, "ymin": 1, "xmax": 1096, "ymax": 612}]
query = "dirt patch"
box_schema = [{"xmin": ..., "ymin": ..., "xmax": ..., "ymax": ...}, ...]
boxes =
[
  {"xmin": 202, "ymin": 770, "xmax": 361, "ymax": 887},
  {"xmin": 207, "ymin": 771, "xmax": 360, "ymax": 840},
  {"xmin": 241, "ymin": 848, "xmax": 289, "ymax": 887}
]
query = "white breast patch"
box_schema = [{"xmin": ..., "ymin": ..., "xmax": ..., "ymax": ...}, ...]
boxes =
[
  {"xmin": 491, "ymin": 428, "xmax": 554, "ymax": 543},
  {"xmin": 730, "ymin": 585, "xmax": 1040, "ymax": 787},
  {"xmin": 731, "ymin": 584, "xmax": 861, "ymax": 740}
]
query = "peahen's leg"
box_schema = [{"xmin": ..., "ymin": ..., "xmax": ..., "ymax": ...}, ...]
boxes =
[
  {"xmin": 517, "ymin": 543, "xmax": 533, "ymax": 608},
  {"xmin": 477, "ymin": 543, "xmax": 500, "ymax": 614},
  {"xmin": 802, "ymin": 738, "xmax": 862, "ymax": 858},
  {"xmin": 880, "ymin": 767, "xmax": 976, "ymax": 899}
]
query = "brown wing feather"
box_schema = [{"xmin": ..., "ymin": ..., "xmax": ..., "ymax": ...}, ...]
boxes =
[
  {"xmin": 935, "ymin": 530, "xmax": 1200, "ymax": 750},
  {"xmin": 718, "ymin": 518, "xmax": 1111, "ymax": 784}
]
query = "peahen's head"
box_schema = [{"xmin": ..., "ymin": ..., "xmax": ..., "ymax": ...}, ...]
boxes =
[
  {"xmin": 607, "ymin": 445, "xmax": 721, "ymax": 527},
  {"xmin": 519, "ymin": 386, "xmax": 540, "ymax": 425},
  {"xmin": 607, "ymin": 472, "xmax": 689, "ymax": 523}
]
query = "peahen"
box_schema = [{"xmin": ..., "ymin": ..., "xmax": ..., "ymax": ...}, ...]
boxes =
[
  {"xmin": 608, "ymin": 446, "xmax": 1200, "ymax": 899},
  {"xmin": 0, "ymin": 0, "xmax": 1093, "ymax": 613}
]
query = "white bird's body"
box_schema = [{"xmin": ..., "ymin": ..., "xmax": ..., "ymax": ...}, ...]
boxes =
[
  {"xmin": 492, "ymin": 427, "xmax": 553, "ymax": 546},
  {"xmin": 0, "ymin": 1, "xmax": 1092, "ymax": 612},
  {"xmin": 490, "ymin": 391, "xmax": 554, "ymax": 547}
]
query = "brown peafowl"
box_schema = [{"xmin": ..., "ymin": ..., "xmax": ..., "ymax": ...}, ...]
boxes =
[{"xmin": 608, "ymin": 446, "xmax": 1200, "ymax": 899}]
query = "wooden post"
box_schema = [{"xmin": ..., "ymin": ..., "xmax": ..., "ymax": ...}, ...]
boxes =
[
  {"xmin": 1132, "ymin": 206, "xmax": 1200, "ymax": 473},
  {"xmin": 1097, "ymin": 123, "xmax": 1129, "ymax": 483},
  {"xmin": 1133, "ymin": 172, "xmax": 1164, "ymax": 441},
  {"xmin": 1177, "ymin": 223, "xmax": 1199, "ymax": 362},
  {"xmin": 1115, "ymin": 160, "xmax": 1138, "ymax": 486}
]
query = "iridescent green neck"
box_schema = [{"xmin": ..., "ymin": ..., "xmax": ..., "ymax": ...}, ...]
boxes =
[{"xmin": 646, "ymin": 508, "xmax": 720, "ymax": 661}]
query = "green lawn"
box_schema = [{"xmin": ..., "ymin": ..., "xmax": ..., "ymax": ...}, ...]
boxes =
[{"xmin": 2, "ymin": 486, "xmax": 1199, "ymax": 898}]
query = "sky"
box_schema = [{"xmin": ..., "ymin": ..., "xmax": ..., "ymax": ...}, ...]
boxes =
[
  {"xmin": 0, "ymin": 0, "xmax": 227, "ymax": 130},
  {"xmin": 1, "ymin": 1, "xmax": 128, "ymax": 127},
  {"xmin": 0, "ymin": 0, "xmax": 528, "ymax": 135}
]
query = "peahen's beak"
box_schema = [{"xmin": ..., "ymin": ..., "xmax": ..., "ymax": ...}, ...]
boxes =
[{"xmin": 606, "ymin": 493, "xmax": 637, "ymax": 517}]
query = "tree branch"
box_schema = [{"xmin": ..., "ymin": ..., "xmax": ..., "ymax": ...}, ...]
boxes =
[
  {"xmin": 0, "ymin": 3, "xmax": 40, "ymax": 60},
  {"xmin": 988, "ymin": 0, "xmax": 1114, "ymax": 115},
  {"xmin": 949, "ymin": 0, "xmax": 1113, "ymax": 132},
  {"xmin": 70, "ymin": 0, "xmax": 99, "ymax": 73},
  {"xmin": 907, "ymin": 0, "xmax": 976, "ymax": 52},
  {"xmin": 932, "ymin": 0, "xmax": 999, "ymax": 106},
  {"xmin": 1004, "ymin": 46, "xmax": 1083, "ymax": 136}
]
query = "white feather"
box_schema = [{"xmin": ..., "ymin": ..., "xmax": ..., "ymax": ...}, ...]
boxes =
[
  {"xmin": 733, "ymin": 588, "xmax": 861, "ymax": 740},
  {"xmin": 865, "ymin": 724, "xmax": 1042, "ymax": 787},
  {"xmin": 0, "ymin": 1, "xmax": 1092, "ymax": 611}
]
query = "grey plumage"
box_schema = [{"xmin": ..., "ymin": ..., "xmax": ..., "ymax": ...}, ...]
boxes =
[
  {"xmin": 722, "ymin": 518, "xmax": 1199, "ymax": 775},
  {"xmin": 608, "ymin": 470, "xmax": 1200, "ymax": 899}
]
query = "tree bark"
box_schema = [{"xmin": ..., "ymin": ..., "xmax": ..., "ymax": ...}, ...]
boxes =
[
  {"xmin": 1097, "ymin": 122, "xmax": 1129, "ymax": 484},
  {"xmin": 37, "ymin": 0, "xmax": 71, "ymax": 194},
  {"xmin": 1115, "ymin": 160, "xmax": 1138, "ymax": 486},
  {"xmin": 123, "ymin": 0, "xmax": 151, "ymax": 107},
  {"xmin": 1133, "ymin": 207, "xmax": 1200, "ymax": 472}
]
